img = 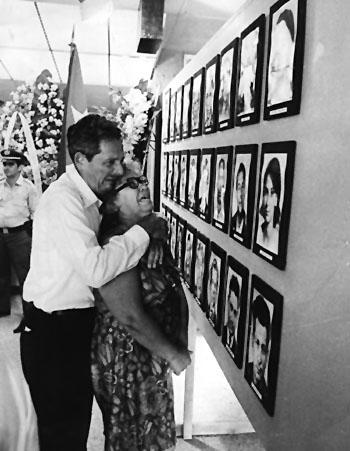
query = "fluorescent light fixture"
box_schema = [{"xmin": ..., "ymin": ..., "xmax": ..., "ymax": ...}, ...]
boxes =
[{"xmin": 79, "ymin": 0, "xmax": 114, "ymax": 24}]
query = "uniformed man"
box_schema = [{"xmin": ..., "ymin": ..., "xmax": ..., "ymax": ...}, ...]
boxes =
[{"xmin": 0, "ymin": 148, "xmax": 39, "ymax": 316}]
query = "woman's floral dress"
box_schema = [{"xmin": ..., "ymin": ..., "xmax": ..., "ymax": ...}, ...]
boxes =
[{"xmin": 91, "ymin": 249, "xmax": 188, "ymax": 451}]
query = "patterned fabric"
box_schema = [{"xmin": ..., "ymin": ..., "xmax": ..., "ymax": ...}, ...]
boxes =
[{"xmin": 91, "ymin": 252, "xmax": 187, "ymax": 451}]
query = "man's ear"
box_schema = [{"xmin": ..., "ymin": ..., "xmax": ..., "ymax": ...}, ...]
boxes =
[{"xmin": 74, "ymin": 152, "xmax": 86, "ymax": 168}]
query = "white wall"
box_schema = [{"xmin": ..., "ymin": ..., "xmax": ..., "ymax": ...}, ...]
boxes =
[{"xmin": 162, "ymin": 0, "xmax": 350, "ymax": 449}]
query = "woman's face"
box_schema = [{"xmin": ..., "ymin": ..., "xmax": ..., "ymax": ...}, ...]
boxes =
[
  {"xmin": 262, "ymin": 174, "xmax": 277, "ymax": 224},
  {"xmin": 106, "ymin": 172, "xmax": 153, "ymax": 224}
]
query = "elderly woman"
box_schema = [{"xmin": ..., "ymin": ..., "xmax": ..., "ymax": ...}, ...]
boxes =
[{"xmin": 91, "ymin": 162, "xmax": 190, "ymax": 451}]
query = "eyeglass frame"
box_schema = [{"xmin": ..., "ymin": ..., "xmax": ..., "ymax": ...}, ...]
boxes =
[{"xmin": 114, "ymin": 175, "xmax": 149, "ymax": 194}]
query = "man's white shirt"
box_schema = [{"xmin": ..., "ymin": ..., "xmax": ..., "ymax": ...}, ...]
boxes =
[{"xmin": 23, "ymin": 164, "xmax": 149, "ymax": 312}]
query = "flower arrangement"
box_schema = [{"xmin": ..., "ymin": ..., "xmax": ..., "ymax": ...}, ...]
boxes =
[
  {"xmin": 0, "ymin": 69, "xmax": 65, "ymax": 189},
  {"xmin": 95, "ymin": 79, "xmax": 159, "ymax": 165}
]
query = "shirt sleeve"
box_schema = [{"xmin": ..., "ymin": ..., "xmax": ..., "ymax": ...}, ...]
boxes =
[
  {"xmin": 45, "ymin": 191, "xmax": 150, "ymax": 288},
  {"xmin": 27, "ymin": 183, "xmax": 40, "ymax": 218}
]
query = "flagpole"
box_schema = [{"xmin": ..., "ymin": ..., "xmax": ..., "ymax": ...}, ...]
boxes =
[{"xmin": 58, "ymin": 33, "xmax": 76, "ymax": 176}]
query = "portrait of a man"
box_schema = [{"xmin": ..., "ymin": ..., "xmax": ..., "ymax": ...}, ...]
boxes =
[
  {"xmin": 191, "ymin": 71, "xmax": 202, "ymax": 134},
  {"xmin": 170, "ymin": 216, "xmax": 177, "ymax": 259},
  {"xmin": 213, "ymin": 156, "xmax": 227, "ymax": 224},
  {"xmin": 231, "ymin": 159, "xmax": 249, "ymax": 237},
  {"xmin": 179, "ymin": 153, "xmax": 188, "ymax": 204},
  {"xmin": 176, "ymin": 221, "xmax": 185, "ymax": 269},
  {"xmin": 194, "ymin": 238, "xmax": 206, "ymax": 303},
  {"xmin": 223, "ymin": 271, "xmax": 241, "ymax": 356},
  {"xmin": 268, "ymin": 0, "xmax": 297, "ymax": 106},
  {"xmin": 161, "ymin": 152, "xmax": 168, "ymax": 194},
  {"xmin": 187, "ymin": 154, "xmax": 198, "ymax": 211},
  {"xmin": 175, "ymin": 88, "xmax": 182, "ymax": 138},
  {"xmin": 167, "ymin": 153, "xmax": 174, "ymax": 196},
  {"xmin": 170, "ymin": 92, "xmax": 176, "ymax": 140},
  {"xmin": 207, "ymin": 253, "xmax": 221, "ymax": 327},
  {"xmin": 237, "ymin": 27, "xmax": 259, "ymax": 117},
  {"xmin": 246, "ymin": 294, "xmax": 272, "ymax": 402},
  {"xmin": 182, "ymin": 81, "xmax": 191, "ymax": 137},
  {"xmin": 173, "ymin": 153, "xmax": 180, "ymax": 199},
  {"xmin": 204, "ymin": 62, "xmax": 216, "ymax": 130},
  {"xmin": 218, "ymin": 44, "xmax": 235, "ymax": 126},
  {"xmin": 184, "ymin": 229, "xmax": 194, "ymax": 283},
  {"xmin": 198, "ymin": 154, "xmax": 211, "ymax": 218}
]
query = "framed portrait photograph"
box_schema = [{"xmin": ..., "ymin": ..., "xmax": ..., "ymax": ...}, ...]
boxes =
[
  {"xmin": 175, "ymin": 86, "xmax": 183, "ymax": 140},
  {"xmin": 183, "ymin": 224, "xmax": 196, "ymax": 289},
  {"xmin": 191, "ymin": 68, "xmax": 205, "ymax": 137},
  {"xmin": 206, "ymin": 242, "xmax": 226, "ymax": 336},
  {"xmin": 169, "ymin": 91, "xmax": 176, "ymax": 141},
  {"xmin": 253, "ymin": 141, "xmax": 296, "ymax": 269},
  {"xmin": 172, "ymin": 151, "xmax": 181, "ymax": 201},
  {"xmin": 222, "ymin": 256, "xmax": 248, "ymax": 369},
  {"xmin": 169, "ymin": 212, "xmax": 178, "ymax": 260},
  {"xmin": 162, "ymin": 89, "xmax": 171, "ymax": 143},
  {"xmin": 244, "ymin": 275, "xmax": 283, "ymax": 416},
  {"xmin": 182, "ymin": 78, "xmax": 192, "ymax": 138},
  {"xmin": 212, "ymin": 146, "xmax": 233, "ymax": 232},
  {"xmin": 179, "ymin": 150, "xmax": 189, "ymax": 207},
  {"xmin": 235, "ymin": 14, "xmax": 265, "ymax": 126},
  {"xmin": 230, "ymin": 144, "xmax": 258, "ymax": 248},
  {"xmin": 176, "ymin": 217, "xmax": 186, "ymax": 272},
  {"xmin": 187, "ymin": 149, "xmax": 200, "ymax": 214},
  {"xmin": 218, "ymin": 38, "xmax": 239, "ymax": 130},
  {"xmin": 193, "ymin": 232, "xmax": 210, "ymax": 312},
  {"xmin": 161, "ymin": 152, "xmax": 169, "ymax": 196},
  {"xmin": 264, "ymin": 0, "xmax": 307, "ymax": 120},
  {"xmin": 167, "ymin": 152, "xmax": 174, "ymax": 199},
  {"xmin": 204, "ymin": 55, "xmax": 219, "ymax": 134},
  {"xmin": 197, "ymin": 148, "xmax": 214, "ymax": 223}
]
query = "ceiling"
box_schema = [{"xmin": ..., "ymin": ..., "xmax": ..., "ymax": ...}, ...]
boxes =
[{"xmin": 0, "ymin": 0, "xmax": 247, "ymax": 93}]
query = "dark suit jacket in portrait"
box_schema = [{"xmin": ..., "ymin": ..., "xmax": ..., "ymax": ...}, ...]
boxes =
[
  {"xmin": 231, "ymin": 209, "xmax": 247, "ymax": 236},
  {"xmin": 246, "ymin": 361, "xmax": 268, "ymax": 402}
]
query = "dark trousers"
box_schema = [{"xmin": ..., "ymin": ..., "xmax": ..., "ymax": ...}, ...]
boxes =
[
  {"xmin": 0, "ymin": 229, "xmax": 32, "ymax": 314},
  {"xmin": 20, "ymin": 304, "xmax": 96, "ymax": 451}
]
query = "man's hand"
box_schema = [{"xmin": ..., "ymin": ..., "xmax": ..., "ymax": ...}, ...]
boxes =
[
  {"xmin": 169, "ymin": 349, "xmax": 192, "ymax": 375},
  {"xmin": 145, "ymin": 238, "xmax": 164, "ymax": 268}
]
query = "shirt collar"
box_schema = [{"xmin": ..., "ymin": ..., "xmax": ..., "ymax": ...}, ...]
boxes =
[
  {"xmin": 66, "ymin": 164, "xmax": 102, "ymax": 209},
  {"xmin": 15, "ymin": 174, "xmax": 24, "ymax": 186}
]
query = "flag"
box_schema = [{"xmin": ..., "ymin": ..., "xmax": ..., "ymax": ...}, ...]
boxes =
[{"xmin": 58, "ymin": 43, "xmax": 87, "ymax": 175}]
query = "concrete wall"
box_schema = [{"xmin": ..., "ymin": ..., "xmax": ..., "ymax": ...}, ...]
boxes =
[{"xmin": 162, "ymin": 0, "xmax": 350, "ymax": 450}]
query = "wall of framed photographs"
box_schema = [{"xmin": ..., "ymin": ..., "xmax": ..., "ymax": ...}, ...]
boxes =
[{"xmin": 160, "ymin": 0, "xmax": 350, "ymax": 450}]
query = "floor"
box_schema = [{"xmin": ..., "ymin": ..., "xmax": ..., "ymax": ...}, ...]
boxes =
[{"xmin": 0, "ymin": 295, "xmax": 265, "ymax": 451}]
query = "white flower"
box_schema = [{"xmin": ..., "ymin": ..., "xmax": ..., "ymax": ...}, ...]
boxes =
[
  {"xmin": 49, "ymin": 116, "xmax": 54, "ymax": 122},
  {"xmin": 36, "ymin": 139, "xmax": 43, "ymax": 148},
  {"xmin": 54, "ymin": 119, "xmax": 62, "ymax": 127},
  {"xmin": 38, "ymin": 93, "xmax": 47, "ymax": 103},
  {"xmin": 50, "ymin": 108, "xmax": 57, "ymax": 116},
  {"xmin": 42, "ymin": 83, "xmax": 49, "ymax": 90},
  {"xmin": 51, "ymin": 84, "xmax": 58, "ymax": 91}
]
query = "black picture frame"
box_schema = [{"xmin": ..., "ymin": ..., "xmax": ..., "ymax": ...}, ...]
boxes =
[
  {"xmin": 183, "ymin": 224, "xmax": 196, "ymax": 289},
  {"xmin": 187, "ymin": 149, "xmax": 200, "ymax": 214},
  {"xmin": 244, "ymin": 275, "xmax": 283, "ymax": 416},
  {"xmin": 193, "ymin": 232, "xmax": 210, "ymax": 312},
  {"xmin": 162, "ymin": 89, "xmax": 171, "ymax": 143},
  {"xmin": 206, "ymin": 242, "xmax": 226, "ymax": 336},
  {"xmin": 204, "ymin": 55, "xmax": 219, "ymax": 134},
  {"xmin": 176, "ymin": 217, "xmax": 186, "ymax": 272},
  {"xmin": 229, "ymin": 144, "xmax": 258, "ymax": 248},
  {"xmin": 218, "ymin": 38, "xmax": 239, "ymax": 130},
  {"xmin": 264, "ymin": 0, "xmax": 307, "ymax": 120},
  {"xmin": 175, "ymin": 86, "xmax": 183, "ymax": 140},
  {"xmin": 167, "ymin": 152, "xmax": 174, "ymax": 198},
  {"xmin": 169, "ymin": 91, "xmax": 176, "ymax": 141},
  {"xmin": 179, "ymin": 150, "xmax": 189, "ymax": 207},
  {"xmin": 161, "ymin": 202, "xmax": 167, "ymax": 217},
  {"xmin": 161, "ymin": 152, "xmax": 169, "ymax": 196},
  {"xmin": 172, "ymin": 151, "xmax": 181, "ymax": 201},
  {"xmin": 197, "ymin": 148, "xmax": 214, "ymax": 223},
  {"xmin": 182, "ymin": 78, "xmax": 192, "ymax": 138},
  {"xmin": 169, "ymin": 212, "xmax": 178, "ymax": 260},
  {"xmin": 235, "ymin": 14, "xmax": 265, "ymax": 126},
  {"xmin": 212, "ymin": 146, "xmax": 233, "ymax": 233},
  {"xmin": 191, "ymin": 68, "xmax": 205, "ymax": 137},
  {"xmin": 222, "ymin": 256, "xmax": 249, "ymax": 369},
  {"xmin": 253, "ymin": 141, "xmax": 295, "ymax": 269}
]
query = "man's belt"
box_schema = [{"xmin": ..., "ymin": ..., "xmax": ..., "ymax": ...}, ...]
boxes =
[{"xmin": 0, "ymin": 221, "xmax": 31, "ymax": 234}]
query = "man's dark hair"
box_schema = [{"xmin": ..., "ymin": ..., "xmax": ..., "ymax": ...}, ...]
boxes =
[
  {"xmin": 236, "ymin": 162, "xmax": 246, "ymax": 186},
  {"xmin": 209, "ymin": 257, "xmax": 219, "ymax": 287},
  {"xmin": 228, "ymin": 274, "xmax": 241, "ymax": 309},
  {"xmin": 67, "ymin": 114, "xmax": 122, "ymax": 162},
  {"xmin": 277, "ymin": 8, "xmax": 295, "ymax": 42},
  {"xmin": 252, "ymin": 295, "xmax": 271, "ymax": 345},
  {"xmin": 261, "ymin": 157, "xmax": 281, "ymax": 227}
]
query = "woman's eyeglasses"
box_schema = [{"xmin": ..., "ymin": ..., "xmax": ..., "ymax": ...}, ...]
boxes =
[{"xmin": 114, "ymin": 175, "xmax": 148, "ymax": 194}]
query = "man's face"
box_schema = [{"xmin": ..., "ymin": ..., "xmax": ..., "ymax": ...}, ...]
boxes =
[
  {"xmin": 227, "ymin": 290, "xmax": 240, "ymax": 335},
  {"xmin": 3, "ymin": 161, "xmax": 22, "ymax": 178},
  {"xmin": 252, "ymin": 318, "xmax": 269, "ymax": 386},
  {"xmin": 78, "ymin": 139, "xmax": 124, "ymax": 197},
  {"xmin": 195, "ymin": 242, "xmax": 205, "ymax": 294},
  {"xmin": 236, "ymin": 170, "xmax": 246, "ymax": 211},
  {"xmin": 208, "ymin": 263, "xmax": 219, "ymax": 307}
]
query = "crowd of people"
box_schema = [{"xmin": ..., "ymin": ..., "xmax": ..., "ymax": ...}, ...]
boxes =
[{"xmin": 0, "ymin": 114, "xmax": 192, "ymax": 451}]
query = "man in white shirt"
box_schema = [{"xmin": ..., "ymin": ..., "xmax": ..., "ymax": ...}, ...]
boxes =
[
  {"xmin": 20, "ymin": 114, "xmax": 189, "ymax": 451},
  {"xmin": 0, "ymin": 148, "xmax": 38, "ymax": 317}
]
